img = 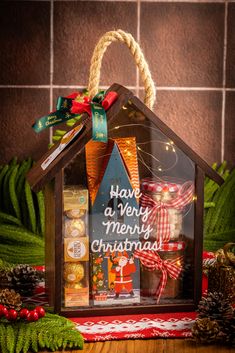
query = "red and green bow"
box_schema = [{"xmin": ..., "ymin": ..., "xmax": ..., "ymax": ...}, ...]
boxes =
[{"xmin": 32, "ymin": 90, "xmax": 118, "ymax": 143}]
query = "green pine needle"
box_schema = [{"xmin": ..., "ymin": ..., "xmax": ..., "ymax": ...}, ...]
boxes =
[
  {"xmin": 0, "ymin": 313, "xmax": 83, "ymax": 353},
  {"xmin": 204, "ymin": 162, "xmax": 235, "ymax": 252}
]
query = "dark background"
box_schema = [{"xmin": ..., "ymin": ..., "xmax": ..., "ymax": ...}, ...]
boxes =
[{"xmin": 0, "ymin": 1, "xmax": 234, "ymax": 167}]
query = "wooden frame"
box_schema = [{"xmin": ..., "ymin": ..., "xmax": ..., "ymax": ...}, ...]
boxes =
[{"xmin": 28, "ymin": 83, "xmax": 223, "ymax": 317}]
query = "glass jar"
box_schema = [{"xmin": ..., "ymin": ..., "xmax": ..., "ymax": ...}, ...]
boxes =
[
  {"xmin": 140, "ymin": 178, "xmax": 192, "ymax": 243},
  {"xmin": 140, "ymin": 242, "xmax": 185, "ymax": 300}
]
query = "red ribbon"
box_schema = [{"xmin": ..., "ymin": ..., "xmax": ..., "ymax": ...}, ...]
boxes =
[
  {"xmin": 140, "ymin": 181, "xmax": 194, "ymax": 243},
  {"xmin": 134, "ymin": 250, "xmax": 183, "ymax": 303},
  {"xmin": 69, "ymin": 91, "xmax": 118, "ymax": 116}
]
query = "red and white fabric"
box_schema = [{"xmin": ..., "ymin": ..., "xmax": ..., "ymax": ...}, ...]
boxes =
[
  {"xmin": 71, "ymin": 312, "xmax": 196, "ymax": 341},
  {"xmin": 140, "ymin": 181, "xmax": 194, "ymax": 243}
]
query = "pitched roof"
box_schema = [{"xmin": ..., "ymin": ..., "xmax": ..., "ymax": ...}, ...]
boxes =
[
  {"xmin": 86, "ymin": 137, "xmax": 139, "ymax": 205},
  {"xmin": 27, "ymin": 83, "xmax": 223, "ymax": 192}
]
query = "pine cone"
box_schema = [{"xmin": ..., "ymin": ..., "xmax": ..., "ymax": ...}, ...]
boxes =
[
  {"xmin": 0, "ymin": 288, "xmax": 22, "ymax": 310},
  {"xmin": 218, "ymin": 311, "xmax": 235, "ymax": 346},
  {"xmin": 8, "ymin": 264, "xmax": 39, "ymax": 295},
  {"xmin": 192, "ymin": 318, "xmax": 220, "ymax": 343},
  {"xmin": 0, "ymin": 270, "xmax": 12, "ymax": 289},
  {"xmin": 198, "ymin": 292, "xmax": 234, "ymax": 321}
]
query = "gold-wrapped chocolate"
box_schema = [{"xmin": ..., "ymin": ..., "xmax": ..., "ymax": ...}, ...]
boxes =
[
  {"xmin": 64, "ymin": 262, "xmax": 84, "ymax": 284},
  {"xmin": 63, "ymin": 186, "xmax": 88, "ymax": 212},
  {"xmin": 64, "ymin": 219, "xmax": 85, "ymax": 237},
  {"xmin": 74, "ymin": 282, "xmax": 84, "ymax": 289},
  {"xmin": 64, "ymin": 237, "xmax": 89, "ymax": 262},
  {"xmin": 65, "ymin": 209, "xmax": 86, "ymax": 219}
]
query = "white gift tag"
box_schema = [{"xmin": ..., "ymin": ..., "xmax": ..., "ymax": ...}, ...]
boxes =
[{"xmin": 41, "ymin": 125, "xmax": 83, "ymax": 170}]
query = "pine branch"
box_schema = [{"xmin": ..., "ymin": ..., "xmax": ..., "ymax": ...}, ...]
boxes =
[{"xmin": 0, "ymin": 312, "xmax": 84, "ymax": 353}]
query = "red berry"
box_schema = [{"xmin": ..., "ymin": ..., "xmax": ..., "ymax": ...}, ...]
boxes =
[
  {"xmin": 2, "ymin": 307, "xmax": 8, "ymax": 317},
  {"xmin": 8, "ymin": 309, "xmax": 18, "ymax": 321},
  {"xmin": 27, "ymin": 310, "xmax": 39, "ymax": 322},
  {"xmin": 19, "ymin": 308, "xmax": 30, "ymax": 319},
  {"xmin": 4, "ymin": 311, "xmax": 9, "ymax": 320},
  {"xmin": 35, "ymin": 306, "xmax": 45, "ymax": 318},
  {"xmin": 0, "ymin": 304, "xmax": 5, "ymax": 317}
]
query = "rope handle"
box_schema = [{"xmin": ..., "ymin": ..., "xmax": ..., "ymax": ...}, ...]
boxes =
[{"xmin": 76, "ymin": 29, "xmax": 156, "ymax": 110}]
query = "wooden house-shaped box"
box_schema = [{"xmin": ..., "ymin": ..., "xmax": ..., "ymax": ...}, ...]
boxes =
[{"xmin": 27, "ymin": 83, "xmax": 223, "ymax": 317}]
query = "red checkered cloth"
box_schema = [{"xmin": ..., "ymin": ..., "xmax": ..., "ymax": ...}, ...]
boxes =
[
  {"xmin": 134, "ymin": 250, "xmax": 183, "ymax": 303},
  {"xmin": 140, "ymin": 181, "xmax": 194, "ymax": 243}
]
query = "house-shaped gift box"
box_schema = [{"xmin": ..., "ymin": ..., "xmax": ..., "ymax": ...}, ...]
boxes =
[{"xmin": 27, "ymin": 83, "xmax": 223, "ymax": 317}]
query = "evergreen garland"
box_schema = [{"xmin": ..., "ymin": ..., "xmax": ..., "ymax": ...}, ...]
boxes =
[
  {"xmin": 0, "ymin": 157, "xmax": 45, "ymax": 266},
  {"xmin": 204, "ymin": 162, "xmax": 235, "ymax": 252},
  {"xmin": 0, "ymin": 312, "xmax": 83, "ymax": 353}
]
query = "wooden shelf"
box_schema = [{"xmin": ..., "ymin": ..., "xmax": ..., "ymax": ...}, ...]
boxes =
[{"xmin": 39, "ymin": 339, "xmax": 234, "ymax": 353}]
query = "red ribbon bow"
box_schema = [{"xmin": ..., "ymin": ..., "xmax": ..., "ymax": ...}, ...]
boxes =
[
  {"xmin": 140, "ymin": 182, "xmax": 194, "ymax": 243},
  {"xmin": 68, "ymin": 91, "xmax": 118, "ymax": 116},
  {"xmin": 134, "ymin": 250, "xmax": 183, "ymax": 303}
]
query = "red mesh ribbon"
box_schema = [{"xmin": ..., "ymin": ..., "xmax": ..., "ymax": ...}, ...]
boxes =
[
  {"xmin": 140, "ymin": 181, "xmax": 194, "ymax": 243},
  {"xmin": 134, "ymin": 250, "xmax": 183, "ymax": 303}
]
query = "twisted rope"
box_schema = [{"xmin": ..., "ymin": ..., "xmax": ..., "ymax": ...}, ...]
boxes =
[{"xmin": 82, "ymin": 29, "xmax": 156, "ymax": 110}]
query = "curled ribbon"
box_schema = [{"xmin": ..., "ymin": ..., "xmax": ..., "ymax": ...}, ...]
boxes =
[
  {"xmin": 32, "ymin": 91, "xmax": 118, "ymax": 142},
  {"xmin": 140, "ymin": 182, "xmax": 194, "ymax": 243},
  {"xmin": 134, "ymin": 250, "xmax": 183, "ymax": 303}
]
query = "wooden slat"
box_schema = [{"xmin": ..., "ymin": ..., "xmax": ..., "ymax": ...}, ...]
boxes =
[
  {"xmin": 60, "ymin": 303, "xmax": 196, "ymax": 318},
  {"xmin": 44, "ymin": 180, "xmax": 55, "ymax": 307},
  {"xmin": 40, "ymin": 339, "xmax": 233, "ymax": 353},
  {"xmin": 54, "ymin": 170, "xmax": 64, "ymax": 313},
  {"xmin": 194, "ymin": 166, "xmax": 204, "ymax": 305}
]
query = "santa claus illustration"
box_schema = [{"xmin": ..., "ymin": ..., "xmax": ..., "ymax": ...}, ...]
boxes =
[{"xmin": 111, "ymin": 252, "xmax": 136, "ymax": 298}]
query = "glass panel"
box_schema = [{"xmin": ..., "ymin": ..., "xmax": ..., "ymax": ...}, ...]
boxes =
[{"xmin": 62, "ymin": 100, "xmax": 196, "ymax": 310}]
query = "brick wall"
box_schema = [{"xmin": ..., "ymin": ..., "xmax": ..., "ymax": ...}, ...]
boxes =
[{"xmin": 0, "ymin": 0, "xmax": 234, "ymax": 167}]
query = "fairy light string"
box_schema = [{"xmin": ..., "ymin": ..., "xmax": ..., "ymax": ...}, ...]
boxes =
[
  {"xmin": 110, "ymin": 123, "xmax": 180, "ymax": 174},
  {"xmin": 109, "ymin": 121, "xmax": 195, "ymax": 218}
]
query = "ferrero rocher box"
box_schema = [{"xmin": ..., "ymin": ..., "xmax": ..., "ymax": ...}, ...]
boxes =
[
  {"xmin": 63, "ymin": 186, "xmax": 88, "ymax": 213},
  {"xmin": 63, "ymin": 186, "xmax": 89, "ymax": 307},
  {"xmin": 64, "ymin": 237, "xmax": 89, "ymax": 262}
]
